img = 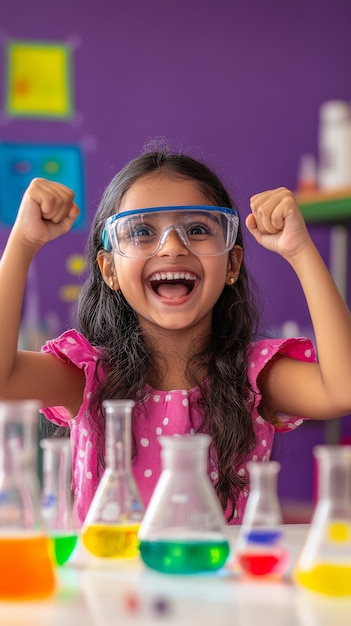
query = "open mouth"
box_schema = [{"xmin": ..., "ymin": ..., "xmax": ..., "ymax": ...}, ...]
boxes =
[{"xmin": 149, "ymin": 271, "xmax": 197, "ymax": 298}]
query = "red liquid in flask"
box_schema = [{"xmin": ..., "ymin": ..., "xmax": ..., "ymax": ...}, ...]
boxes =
[{"xmin": 237, "ymin": 548, "xmax": 289, "ymax": 576}]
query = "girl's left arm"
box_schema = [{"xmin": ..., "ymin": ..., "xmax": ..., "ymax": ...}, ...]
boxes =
[{"xmin": 247, "ymin": 187, "xmax": 351, "ymax": 420}]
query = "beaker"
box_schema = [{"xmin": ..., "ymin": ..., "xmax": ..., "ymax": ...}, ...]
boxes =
[
  {"xmin": 0, "ymin": 400, "xmax": 56, "ymax": 600},
  {"xmin": 40, "ymin": 438, "xmax": 78, "ymax": 566},
  {"xmin": 235, "ymin": 461, "xmax": 289, "ymax": 576},
  {"xmin": 138, "ymin": 434, "xmax": 231, "ymax": 574},
  {"xmin": 294, "ymin": 445, "xmax": 351, "ymax": 596},
  {"xmin": 81, "ymin": 400, "xmax": 144, "ymax": 558}
]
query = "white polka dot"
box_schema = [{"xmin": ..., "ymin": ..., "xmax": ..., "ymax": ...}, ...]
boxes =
[
  {"xmin": 238, "ymin": 468, "xmax": 246, "ymax": 476},
  {"xmin": 250, "ymin": 361, "xmax": 255, "ymax": 368},
  {"xmin": 256, "ymin": 415, "xmax": 264, "ymax": 424},
  {"xmin": 86, "ymin": 440, "xmax": 93, "ymax": 449},
  {"xmin": 261, "ymin": 348, "xmax": 268, "ymax": 356},
  {"xmin": 153, "ymin": 395, "xmax": 160, "ymax": 403},
  {"xmin": 190, "ymin": 428, "xmax": 195, "ymax": 435},
  {"xmin": 144, "ymin": 469, "xmax": 152, "ymax": 478},
  {"xmin": 295, "ymin": 419, "xmax": 303, "ymax": 427},
  {"xmin": 288, "ymin": 423, "xmax": 296, "ymax": 429},
  {"xmin": 252, "ymin": 455, "xmax": 258, "ymax": 461},
  {"xmin": 163, "ymin": 417, "xmax": 169, "ymax": 425},
  {"xmin": 140, "ymin": 438, "xmax": 149, "ymax": 447},
  {"xmin": 182, "ymin": 398, "xmax": 189, "ymax": 407},
  {"xmin": 77, "ymin": 460, "xmax": 82, "ymax": 468},
  {"xmin": 262, "ymin": 439, "xmax": 267, "ymax": 447},
  {"xmin": 210, "ymin": 471, "xmax": 218, "ymax": 480},
  {"xmin": 165, "ymin": 394, "xmax": 172, "ymax": 402},
  {"xmin": 67, "ymin": 337, "xmax": 77, "ymax": 344},
  {"xmin": 156, "ymin": 427, "xmax": 162, "ymax": 435},
  {"xmin": 233, "ymin": 509, "xmax": 239, "ymax": 518},
  {"xmin": 305, "ymin": 349, "xmax": 312, "ymax": 358},
  {"xmin": 86, "ymin": 392, "xmax": 92, "ymax": 399},
  {"xmin": 182, "ymin": 390, "xmax": 187, "ymax": 395},
  {"xmin": 243, "ymin": 489, "xmax": 249, "ymax": 499},
  {"xmin": 86, "ymin": 471, "xmax": 92, "ymax": 480},
  {"xmin": 79, "ymin": 449, "xmax": 85, "ymax": 457},
  {"xmin": 82, "ymin": 428, "xmax": 88, "ymax": 436}
]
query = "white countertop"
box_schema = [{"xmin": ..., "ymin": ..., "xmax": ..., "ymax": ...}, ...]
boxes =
[{"xmin": 1, "ymin": 525, "xmax": 351, "ymax": 625}]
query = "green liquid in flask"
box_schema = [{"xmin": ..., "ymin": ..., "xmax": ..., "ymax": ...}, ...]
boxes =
[
  {"xmin": 50, "ymin": 531, "xmax": 79, "ymax": 566},
  {"xmin": 139, "ymin": 538, "xmax": 230, "ymax": 574}
]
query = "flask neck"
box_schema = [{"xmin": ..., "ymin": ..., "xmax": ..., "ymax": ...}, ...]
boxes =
[
  {"xmin": 41, "ymin": 442, "xmax": 72, "ymax": 510},
  {"xmin": 316, "ymin": 448, "xmax": 351, "ymax": 507},
  {"xmin": 105, "ymin": 412, "xmax": 132, "ymax": 472},
  {"xmin": 248, "ymin": 461, "xmax": 280, "ymax": 495},
  {"xmin": 163, "ymin": 448, "xmax": 207, "ymax": 472},
  {"xmin": 0, "ymin": 420, "xmax": 37, "ymax": 474},
  {"xmin": 160, "ymin": 434, "xmax": 211, "ymax": 473}
]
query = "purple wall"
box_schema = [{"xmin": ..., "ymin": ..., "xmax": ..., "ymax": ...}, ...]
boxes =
[{"xmin": 1, "ymin": 0, "xmax": 351, "ymax": 505}]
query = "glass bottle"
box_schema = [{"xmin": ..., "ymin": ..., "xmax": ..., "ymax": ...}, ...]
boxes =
[
  {"xmin": 81, "ymin": 400, "xmax": 144, "ymax": 558},
  {"xmin": 294, "ymin": 445, "xmax": 351, "ymax": 596},
  {"xmin": 40, "ymin": 438, "xmax": 78, "ymax": 566},
  {"xmin": 138, "ymin": 434, "xmax": 231, "ymax": 575},
  {"xmin": 0, "ymin": 400, "xmax": 56, "ymax": 600},
  {"xmin": 235, "ymin": 460, "xmax": 289, "ymax": 577}
]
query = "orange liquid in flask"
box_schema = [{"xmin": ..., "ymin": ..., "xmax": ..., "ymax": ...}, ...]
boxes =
[{"xmin": 0, "ymin": 533, "xmax": 56, "ymax": 600}]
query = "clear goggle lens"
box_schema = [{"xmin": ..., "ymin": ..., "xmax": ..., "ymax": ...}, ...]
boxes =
[{"xmin": 101, "ymin": 206, "xmax": 239, "ymax": 258}]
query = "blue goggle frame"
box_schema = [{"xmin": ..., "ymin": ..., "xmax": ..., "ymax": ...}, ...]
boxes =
[{"xmin": 101, "ymin": 205, "xmax": 239, "ymax": 253}]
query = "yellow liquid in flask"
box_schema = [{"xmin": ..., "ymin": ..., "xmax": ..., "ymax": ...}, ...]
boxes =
[
  {"xmin": 82, "ymin": 523, "xmax": 140, "ymax": 558},
  {"xmin": 296, "ymin": 563, "xmax": 351, "ymax": 596}
]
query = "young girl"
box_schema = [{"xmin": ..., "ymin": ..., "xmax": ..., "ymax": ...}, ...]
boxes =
[{"xmin": 1, "ymin": 145, "xmax": 351, "ymax": 526}]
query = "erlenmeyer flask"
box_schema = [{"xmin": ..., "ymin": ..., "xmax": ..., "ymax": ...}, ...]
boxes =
[
  {"xmin": 40, "ymin": 438, "xmax": 78, "ymax": 566},
  {"xmin": 235, "ymin": 461, "xmax": 289, "ymax": 576},
  {"xmin": 294, "ymin": 445, "xmax": 351, "ymax": 596},
  {"xmin": 0, "ymin": 400, "xmax": 56, "ymax": 600},
  {"xmin": 81, "ymin": 400, "xmax": 144, "ymax": 558},
  {"xmin": 138, "ymin": 434, "xmax": 231, "ymax": 574}
]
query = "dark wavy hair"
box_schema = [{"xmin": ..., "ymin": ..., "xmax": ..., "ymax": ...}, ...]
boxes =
[{"xmin": 75, "ymin": 143, "xmax": 261, "ymax": 521}]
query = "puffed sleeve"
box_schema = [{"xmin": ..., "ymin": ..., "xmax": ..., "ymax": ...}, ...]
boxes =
[
  {"xmin": 40, "ymin": 329, "xmax": 103, "ymax": 427},
  {"xmin": 248, "ymin": 337, "xmax": 317, "ymax": 432}
]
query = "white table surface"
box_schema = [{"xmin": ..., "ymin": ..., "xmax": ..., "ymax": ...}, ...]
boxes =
[{"xmin": 1, "ymin": 524, "xmax": 351, "ymax": 626}]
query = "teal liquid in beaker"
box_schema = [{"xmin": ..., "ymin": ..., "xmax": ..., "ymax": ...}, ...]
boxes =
[{"xmin": 139, "ymin": 537, "xmax": 230, "ymax": 574}]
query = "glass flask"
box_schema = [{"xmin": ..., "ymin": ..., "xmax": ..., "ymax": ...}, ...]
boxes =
[
  {"xmin": 294, "ymin": 445, "xmax": 351, "ymax": 596},
  {"xmin": 81, "ymin": 400, "xmax": 144, "ymax": 558},
  {"xmin": 138, "ymin": 434, "xmax": 231, "ymax": 575},
  {"xmin": 0, "ymin": 400, "xmax": 56, "ymax": 601},
  {"xmin": 235, "ymin": 460, "xmax": 289, "ymax": 576},
  {"xmin": 40, "ymin": 438, "xmax": 78, "ymax": 566}
]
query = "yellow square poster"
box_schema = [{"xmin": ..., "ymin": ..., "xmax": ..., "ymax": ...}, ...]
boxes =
[{"xmin": 6, "ymin": 40, "xmax": 73, "ymax": 118}]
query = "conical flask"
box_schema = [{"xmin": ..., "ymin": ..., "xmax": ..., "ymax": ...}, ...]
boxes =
[
  {"xmin": 294, "ymin": 445, "xmax": 351, "ymax": 596},
  {"xmin": 40, "ymin": 438, "xmax": 79, "ymax": 566},
  {"xmin": 0, "ymin": 400, "xmax": 56, "ymax": 600},
  {"xmin": 138, "ymin": 434, "xmax": 231, "ymax": 574},
  {"xmin": 235, "ymin": 460, "xmax": 289, "ymax": 576},
  {"xmin": 81, "ymin": 400, "xmax": 144, "ymax": 558}
]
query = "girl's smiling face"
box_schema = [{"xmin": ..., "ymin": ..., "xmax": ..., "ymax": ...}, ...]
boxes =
[{"xmin": 99, "ymin": 173, "xmax": 242, "ymax": 337}]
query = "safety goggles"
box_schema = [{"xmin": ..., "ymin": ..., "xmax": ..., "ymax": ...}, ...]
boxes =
[{"xmin": 101, "ymin": 205, "xmax": 239, "ymax": 258}]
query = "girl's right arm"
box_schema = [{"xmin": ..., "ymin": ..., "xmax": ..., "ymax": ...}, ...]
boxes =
[{"xmin": 0, "ymin": 178, "xmax": 85, "ymax": 413}]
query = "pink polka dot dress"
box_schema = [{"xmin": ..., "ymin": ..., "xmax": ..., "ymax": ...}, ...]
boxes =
[{"xmin": 41, "ymin": 330, "xmax": 316, "ymax": 526}]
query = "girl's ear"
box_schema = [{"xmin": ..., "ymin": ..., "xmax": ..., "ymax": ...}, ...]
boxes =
[
  {"xmin": 97, "ymin": 251, "xmax": 120, "ymax": 291},
  {"xmin": 226, "ymin": 245, "xmax": 243, "ymax": 286}
]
